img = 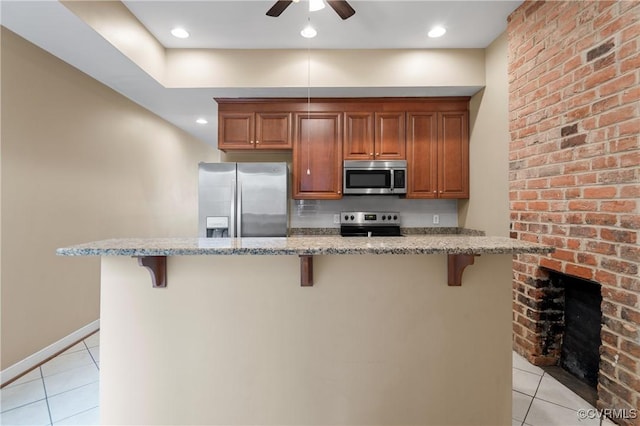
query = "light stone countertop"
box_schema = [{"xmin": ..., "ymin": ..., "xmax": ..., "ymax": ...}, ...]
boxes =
[{"xmin": 56, "ymin": 235, "xmax": 554, "ymax": 257}]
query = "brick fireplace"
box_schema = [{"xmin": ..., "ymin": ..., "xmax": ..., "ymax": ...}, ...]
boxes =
[{"xmin": 508, "ymin": 0, "xmax": 639, "ymax": 423}]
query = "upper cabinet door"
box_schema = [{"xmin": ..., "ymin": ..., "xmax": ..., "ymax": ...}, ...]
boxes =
[
  {"xmin": 375, "ymin": 112, "xmax": 406, "ymax": 160},
  {"xmin": 293, "ymin": 112, "xmax": 343, "ymax": 199},
  {"xmin": 255, "ymin": 112, "xmax": 292, "ymax": 149},
  {"xmin": 343, "ymin": 112, "xmax": 374, "ymax": 160},
  {"xmin": 218, "ymin": 112, "xmax": 255, "ymax": 150},
  {"xmin": 438, "ymin": 111, "xmax": 469, "ymax": 199},
  {"xmin": 406, "ymin": 112, "xmax": 438, "ymax": 199}
]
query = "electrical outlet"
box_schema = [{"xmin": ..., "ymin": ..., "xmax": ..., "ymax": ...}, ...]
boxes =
[
  {"xmin": 433, "ymin": 214, "xmax": 440, "ymax": 224},
  {"xmin": 333, "ymin": 214, "xmax": 340, "ymax": 224}
]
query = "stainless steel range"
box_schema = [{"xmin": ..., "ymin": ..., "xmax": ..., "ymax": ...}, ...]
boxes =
[{"xmin": 340, "ymin": 211, "xmax": 402, "ymax": 237}]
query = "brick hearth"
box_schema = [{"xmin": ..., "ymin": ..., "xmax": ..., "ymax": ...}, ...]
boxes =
[{"xmin": 508, "ymin": 1, "xmax": 639, "ymax": 424}]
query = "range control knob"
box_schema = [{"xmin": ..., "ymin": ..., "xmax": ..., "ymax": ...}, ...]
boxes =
[
  {"xmin": 393, "ymin": 215, "xmax": 398, "ymax": 220},
  {"xmin": 344, "ymin": 215, "xmax": 349, "ymax": 221},
  {"xmin": 382, "ymin": 215, "xmax": 386, "ymax": 220},
  {"xmin": 350, "ymin": 215, "xmax": 355, "ymax": 220}
]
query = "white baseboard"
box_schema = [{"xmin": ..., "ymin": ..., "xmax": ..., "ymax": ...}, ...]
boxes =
[{"xmin": 1, "ymin": 319, "xmax": 100, "ymax": 386}]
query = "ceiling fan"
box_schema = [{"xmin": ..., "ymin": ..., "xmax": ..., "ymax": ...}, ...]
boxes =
[{"xmin": 266, "ymin": 0, "xmax": 356, "ymax": 20}]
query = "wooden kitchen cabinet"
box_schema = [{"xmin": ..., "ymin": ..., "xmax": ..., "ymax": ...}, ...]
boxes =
[
  {"xmin": 218, "ymin": 111, "xmax": 291, "ymax": 150},
  {"xmin": 293, "ymin": 112, "xmax": 343, "ymax": 199},
  {"xmin": 343, "ymin": 112, "xmax": 405, "ymax": 160},
  {"xmin": 406, "ymin": 110, "xmax": 469, "ymax": 199},
  {"xmin": 375, "ymin": 112, "xmax": 406, "ymax": 160}
]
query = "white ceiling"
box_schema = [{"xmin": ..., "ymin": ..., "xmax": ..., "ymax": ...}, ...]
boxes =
[
  {"xmin": 123, "ymin": 1, "xmax": 521, "ymax": 49},
  {"xmin": 1, "ymin": 0, "xmax": 523, "ymax": 147}
]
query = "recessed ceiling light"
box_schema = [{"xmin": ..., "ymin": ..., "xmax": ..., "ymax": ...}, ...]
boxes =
[
  {"xmin": 171, "ymin": 27, "xmax": 189, "ymax": 39},
  {"xmin": 428, "ymin": 26, "xmax": 446, "ymax": 38},
  {"xmin": 196, "ymin": 118, "xmax": 208, "ymax": 125},
  {"xmin": 309, "ymin": 0, "xmax": 325, "ymax": 12},
  {"xmin": 300, "ymin": 24, "xmax": 317, "ymax": 38}
]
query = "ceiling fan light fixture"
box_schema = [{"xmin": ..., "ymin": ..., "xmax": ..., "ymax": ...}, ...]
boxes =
[
  {"xmin": 428, "ymin": 26, "xmax": 446, "ymax": 38},
  {"xmin": 171, "ymin": 27, "xmax": 190, "ymax": 39},
  {"xmin": 301, "ymin": 24, "xmax": 317, "ymax": 38},
  {"xmin": 309, "ymin": 0, "xmax": 325, "ymax": 12}
]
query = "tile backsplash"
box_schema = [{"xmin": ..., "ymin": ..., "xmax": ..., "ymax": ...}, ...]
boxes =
[{"xmin": 290, "ymin": 196, "xmax": 458, "ymax": 228}]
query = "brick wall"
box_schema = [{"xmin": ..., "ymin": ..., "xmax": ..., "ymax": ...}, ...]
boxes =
[{"xmin": 508, "ymin": 0, "xmax": 639, "ymax": 422}]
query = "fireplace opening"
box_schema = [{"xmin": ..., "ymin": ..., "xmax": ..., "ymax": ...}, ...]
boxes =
[
  {"xmin": 559, "ymin": 274, "xmax": 602, "ymax": 388},
  {"xmin": 539, "ymin": 270, "xmax": 602, "ymax": 405}
]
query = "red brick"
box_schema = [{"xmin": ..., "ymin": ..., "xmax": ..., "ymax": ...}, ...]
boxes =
[
  {"xmin": 564, "ymin": 161, "xmax": 590, "ymax": 173},
  {"xmin": 621, "ymin": 307, "xmax": 640, "ymax": 324},
  {"xmin": 568, "ymin": 200, "xmax": 597, "ymax": 211},
  {"xmin": 621, "ymin": 185, "xmax": 640, "ymax": 198},
  {"xmin": 602, "ymin": 287, "xmax": 639, "ymax": 308},
  {"xmin": 600, "ymin": 72, "xmax": 637, "ymax": 97},
  {"xmin": 598, "ymin": 105, "xmax": 638, "ymax": 127},
  {"xmin": 595, "ymin": 269, "xmax": 618, "ymax": 286},
  {"xmin": 577, "ymin": 253, "xmax": 597, "ymax": 266},
  {"xmin": 566, "ymin": 213, "xmax": 584, "ymax": 224},
  {"xmin": 620, "ymin": 215, "xmax": 640, "ymax": 230},
  {"xmin": 601, "ymin": 200, "xmax": 637, "ymax": 213},
  {"xmin": 601, "ymin": 228, "xmax": 637, "ymax": 244},
  {"xmin": 620, "ymin": 339, "xmax": 640, "ymax": 359},
  {"xmin": 567, "ymin": 239, "xmax": 581, "ymax": 250},
  {"xmin": 585, "ymin": 213, "xmax": 617, "ymax": 226},
  {"xmin": 598, "ymin": 169, "xmax": 637, "ymax": 184},
  {"xmin": 551, "ymin": 249, "xmax": 575, "ymax": 262},
  {"xmin": 620, "ymin": 151, "xmax": 640, "ymax": 168},
  {"xmin": 591, "ymin": 156, "xmax": 619, "ymax": 170},
  {"xmin": 540, "ymin": 257, "xmax": 563, "ymax": 272},
  {"xmin": 569, "ymin": 226, "xmax": 597, "ymax": 238},
  {"xmin": 550, "ymin": 175, "xmax": 576, "ymax": 187},
  {"xmin": 540, "ymin": 189, "xmax": 563, "ymax": 200},
  {"xmin": 620, "ymin": 245, "xmax": 640, "ymax": 262},
  {"xmin": 527, "ymin": 178, "xmax": 549, "ymax": 189},
  {"xmin": 587, "ymin": 241, "xmax": 617, "ymax": 255},
  {"xmin": 528, "ymin": 201, "xmax": 549, "ymax": 211},
  {"xmin": 618, "ymin": 120, "xmax": 640, "ymax": 137},
  {"xmin": 565, "ymin": 263, "xmax": 594, "ymax": 280},
  {"xmin": 519, "ymin": 190, "xmax": 538, "ymax": 200},
  {"xmin": 602, "ymin": 258, "xmax": 638, "ymax": 276},
  {"xmin": 621, "ymin": 53, "xmax": 640, "ymax": 74},
  {"xmin": 583, "ymin": 186, "xmax": 618, "ymax": 198},
  {"xmin": 585, "ymin": 66, "xmax": 617, "ymax": 90}
]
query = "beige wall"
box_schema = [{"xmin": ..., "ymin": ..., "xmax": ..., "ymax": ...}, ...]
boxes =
[
  {"xmin": 62, "ymin": 1, "xmax": 485, "ymax": 91},
  {"xmin": 460, "ymin": 32, "xmax": 510, "ymax": 236},
  {"xmin": 100, "ymin": 254, "xmax": 513, "ymax": 425},
  {"xmin": 0, "ymin": 28, "xmax": 215, "ymax": 369}
]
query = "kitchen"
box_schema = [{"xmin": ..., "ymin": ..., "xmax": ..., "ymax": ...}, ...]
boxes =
[{"xmin": 1, "ymin": 1, "xmax": 638, "ymax": 425}]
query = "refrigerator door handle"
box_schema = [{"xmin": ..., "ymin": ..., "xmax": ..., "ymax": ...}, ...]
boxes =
[
  {"xmin": 229, "ymin": 181, "xmax": 236, "ymax": 237},
  {"xmin": 237, "ymin": 180, "xmax": 242, "ymax": 237}
]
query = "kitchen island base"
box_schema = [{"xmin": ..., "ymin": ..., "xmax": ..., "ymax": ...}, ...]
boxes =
[{"xmin": 99, "ymin": 253, "xmax": 513, "ymax": 425}]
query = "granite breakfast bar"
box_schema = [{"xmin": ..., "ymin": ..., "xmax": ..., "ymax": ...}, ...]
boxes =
[{"xmin": 58, "ymin": 235, "xmax": 552, "ymax": 425}]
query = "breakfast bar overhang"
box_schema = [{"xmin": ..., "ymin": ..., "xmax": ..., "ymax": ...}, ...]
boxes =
[{"xmin": 58, "ymin": 235, "xmax": 552, "ymax": 425}]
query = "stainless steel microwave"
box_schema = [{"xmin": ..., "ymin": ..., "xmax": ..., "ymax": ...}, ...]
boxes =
[{"xmin": 343, "ymin": 160, "xmax": 407, "ymax": 195}]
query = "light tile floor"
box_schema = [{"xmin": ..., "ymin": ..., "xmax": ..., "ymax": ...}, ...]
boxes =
[{"xmin": 1, "ymin": 332, "xmax": 617, "ymax": 425}]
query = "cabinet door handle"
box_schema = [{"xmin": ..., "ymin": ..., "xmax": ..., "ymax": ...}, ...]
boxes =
[
  {"xmin": 376, "ymin": 152, "xmax": 379, "ymax": 156},
  {"xmin": 370, "ymin": 152, "xmax": 373, "ymax": 156},
  {"xmin": 250, "ymin": 140, "xmax": 254, "ymax": 144},
  {"xmin": 256, "ymin": 140, "xmax": 260, "ymax": 144}
]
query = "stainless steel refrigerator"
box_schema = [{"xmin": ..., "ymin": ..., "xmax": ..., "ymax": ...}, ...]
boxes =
[{"xmin": 198, "ymin": 162, "xmax": 288, "ymax": 237}]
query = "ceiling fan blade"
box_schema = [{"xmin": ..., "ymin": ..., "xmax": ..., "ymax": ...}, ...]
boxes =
[
  {"xmin": 266, "ymin": 0, "xmax": 293, "ymax": 17},
  {"xmin": 326, "ymin": 0, "xmax": 355, "ymax": 20}
]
